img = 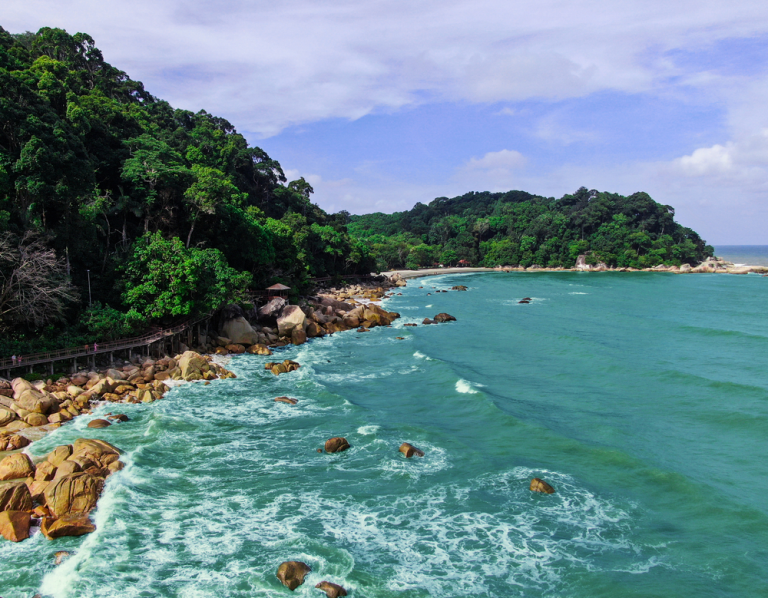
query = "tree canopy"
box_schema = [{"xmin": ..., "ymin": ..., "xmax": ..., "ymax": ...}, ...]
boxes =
[
  {"xmin": 348, "ymin": 188, "xmax": 712, "ymax": 270},
  {"xmin": 0, "ymin": 25, "xmax": 374, "ymax": 350}
]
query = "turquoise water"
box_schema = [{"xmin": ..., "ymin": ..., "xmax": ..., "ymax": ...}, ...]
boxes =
[
  {"xmin": 715, "ymin": 245, "xmax": 768, "ymax": 266},
  {"xmin": 2, "ymin": 272, "xmax": 768, "ymax": 598}
]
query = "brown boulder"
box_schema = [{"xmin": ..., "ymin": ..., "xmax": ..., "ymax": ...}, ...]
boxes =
[
  {"xmin": 246, "ymin": 344, "xmax": 272, "ymax": 356},
  {"xmin": 530, "ymin": 477, "xmax": 555, "ymax": 494},
  {"xmin": 0, "ymin": 433, "xmax": 30, "ymax": 451},
  {"xmin": 0, "ymin": 453, "xmax": 35, "ymax": 481},
  {"xmin": 434, "ymin": 313, "xmax": 456, "ymax": 323},
  {"xmin": 87, "ymin": 419, "xmax": 111, "ymax": 429},
  {"xmin": 0, "ymin": 510, "xmax": 31, "ymax": 542},
  {"xmin": 399, "ymin": 442, "xmax": 425, "ymax": 458},
  {"xmin": 48, "ymin": 411, "xmax": 71, "ymax": 424},
  {"xmin": 107, "ymin": 414, "xmax": 129, "ymax": 422},
  {"xmin": 41, "ymin": 514, "xmax": 96, "ymax": 539},
  {"xmin": 274, "ymin": 397, "xmax": 298, "ymax": 405},
  {"xmin": 225, "ymin": 344, "xmax": 246, "ymax": 354},
  {"xmin": 53, "ymin": 460, "xmax": 81, "ymax": 480},
  {"xmin": 325, "ymin": 437, "xmax": 350, "ymax": 453},
  {"xmin": 0, "ymin": 408, "xmax": 16, "ymax": 426},
  {"xmin": 44, "ymin": 473, "xmax": 103, "ymax": 517},
  {"xmin": 54, "ymin": 550, "xmax": 71, "ymax": 565},
  {"xmin": 47, "ymin": 445, "xmax": 73, "ymax": 467},
  {"xmin": 0, "ymin": 482, "xmax": 33, "ymax": 512},
  {"xmin": 70, "ymin": 438, "xmax": 120, "ymax": 465},
  {"xmin": 34, "ymin": 461, "xmax": 57, "ymax": 482},
  {"xmin": 315, "ymin": 581, "xmax": 348, "ymax": 598},
  {"xmin": 24, "ymin": 412, "xmax": 49, "ymax": 427},
  {"xmin": 15, "ymin": 389, "xmax": 58, "ymax": 415},
  {"xmin": 276, "ymin": 560, "xmax": 311, "ymax": 590},
  {"xmin": 422, "ymin": 318, "xmax": 435, "ymax": 325},
  {"xmin": 292, "ymin": 327, "xmax": 307, "ymax": 345}
]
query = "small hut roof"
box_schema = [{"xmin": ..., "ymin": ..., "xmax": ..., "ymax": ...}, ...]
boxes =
[{"xmin": 267, "ymin": 283, "xmax": 291, "ymax": 291}]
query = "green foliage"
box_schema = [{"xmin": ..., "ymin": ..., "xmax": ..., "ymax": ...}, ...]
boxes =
[
  {"xmin": 79, "ymin": 301, "xmax": 134, "ymax": 340},
  {"xmin": 121, "ymin": 232, "xmax": 252, "ymax": 322},
  {"xmin": 349, "ymin": 187, "xmax": 712, "ymax": 270},
  {"xmin": 0, "ymin": 25, "xmax": 373, "ymax": 352}
]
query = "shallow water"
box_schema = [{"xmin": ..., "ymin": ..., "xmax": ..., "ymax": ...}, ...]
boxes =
[{"xmin": 2, "ymin": 271, "xmax": 768, "ymax": 597}]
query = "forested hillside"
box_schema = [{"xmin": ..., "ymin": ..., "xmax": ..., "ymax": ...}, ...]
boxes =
[
  {"xmin": 0, "ymin": 26, "xmax": 374, "ymax": 352},
  {"xmin": 348, "ymin": 188, "xmax": 713, "ymax": 270}
]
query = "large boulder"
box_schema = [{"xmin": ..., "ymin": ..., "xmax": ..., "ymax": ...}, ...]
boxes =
[
  {"xmin": 315, "ymin": 581, "xmax": 348, "ymax": 598},
  {"xmin": 258, "ymin": 297, "xmax": 287, "ymax": 320},
  {"xmin": 70, "ymin": 438, "xmax": 120, "ymax": 466},
  {"xmin": 530, "ymin": 477, "xmax": 555, "ymax": 494},
  {"xmin": 292, "ymin": 327, "xmax": 307, "ymax": 345},
  {"xmin": 11, "ymin": 378, "xmax": 33, "ymax": 399},
  {"xmin": 0, "ymin": 453, "xmax": 35, "ymax": 481},
  {"xmin": 434, "ymin": 313, "xmax": 456, "ymax": 323},
  {"xmin": 44, "ymin": 472, "xmax": 103, "ymax": 518},
  {"xmin": 222, "ymin": 317, "xmax": 260, "ymax": 345},
  {"xmin": 276, "ymin": 561, "xmax": 311, "ymax": 590},
  {"xmin": 277, "ymin": 305, "xmax": 307, "ymax": 337},
  {"xmin": 399, "ymin": 442, "xmax": 425, "ymax": 458},
  {"xmin": 306, "ymin": 322, "xmax": 325, "ymax": 338},
  {"xmin": 0, "ymin": 510, "xmax": 31, "ymax": 542},
  {"xmin": 0, "ymin": 482, "xmax": 33, "ymax": 512},
  {"xmin": 316, "ymin": 295, "xmax": 355, "ymax": 311},
  {"xmin": 15, "ymin": 389, "xmax": 58, "ymax": 415},
  {"xmin": 178, "ymin": 351, "xmax": 209, "ymax": 381},
  {"xmin": 0, "ymin": 408, "xmax": 16, "ymax": 426},
  {"xmin": 325, "ymin": 437, "xmax": 350, "ymax": 453},
  {"xmin": 246, "ymin": 344, "xmax": 272, "ymax": 356},
  {"xmin": 41, "ymin": 514, "xmax": 96, "ymax": 539},
  {"xmin": 47, "ymin": 445, "xmax": 73, "ymax": 467}
]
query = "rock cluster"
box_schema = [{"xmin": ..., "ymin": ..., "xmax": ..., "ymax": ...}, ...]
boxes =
[
  {"xmin": 265, "ymin": 360, "xmax": 301, "ymax": 376},
  {"xmin": 0, "ymin": 351, "xmax": 234, "ymax": 449},
  {"xmin": 0, "ymin": 438, "xmax": 123, "ymax": 542}
]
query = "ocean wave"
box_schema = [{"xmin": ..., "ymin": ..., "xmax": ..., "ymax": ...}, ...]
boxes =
[{"xmin": 456, "ymin": 379, "xmax": 481, "ymax": 394}]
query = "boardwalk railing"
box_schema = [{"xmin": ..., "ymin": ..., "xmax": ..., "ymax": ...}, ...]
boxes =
[{"xmin": 0, "ymin": 312, "xmax": 211, "ymax": 374}]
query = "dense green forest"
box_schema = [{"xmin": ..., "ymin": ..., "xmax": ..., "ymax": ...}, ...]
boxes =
[
  {"xmin": 348, "ymin": 188, "xmax": 713, "ymax": 271},
  {"xmin": 0, "ymin": 26, "xmax": 374, "ymax": 353}
]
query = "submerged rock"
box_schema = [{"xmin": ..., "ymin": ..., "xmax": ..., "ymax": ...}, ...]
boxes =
[
  {"xmin": 315, "ymin": 581, "xmax": 348, "ymax": 597},
  {"xmin": 325, "ymin": 437, "xmax": 350, "ymax": 453},
  {"xmin": 274, "ymin": 397, "xmax": 298, "ymax": 405},
  {"xmin": 276, "ymin": 560, "xmax": 311, "ymax": 590},
  {"xmin": 530, "ymin": 477, "xmax": 555, "ymax": 494},
  {"xmin": 87, "ymin": 419, "xmax": 111, "ymax": 429},
  {"xmin": 433, "ymin": 313, "xmax": 456, "ymax": 323},
  {"xmin": 399, "ymin": 442, "xmax": 425, "ymax": 458}
]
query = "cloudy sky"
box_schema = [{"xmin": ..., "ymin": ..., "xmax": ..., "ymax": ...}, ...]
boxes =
[{"xmin": 5, "ymin": 0, "xmax": 768, "ymax": 243}]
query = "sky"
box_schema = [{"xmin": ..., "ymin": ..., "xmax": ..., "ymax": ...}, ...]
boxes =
[{"xmin": 4, "ymin": 0, "xmax": 768, "ymax": 244}]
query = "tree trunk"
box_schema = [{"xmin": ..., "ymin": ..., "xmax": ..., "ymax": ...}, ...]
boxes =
[{"xmin": 186, "ymin": 221, "xmax": 195, "ymax": 249}]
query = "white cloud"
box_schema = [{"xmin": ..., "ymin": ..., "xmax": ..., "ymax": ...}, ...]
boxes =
[
  {"xmin": 465, "ymin": 149, "xmax": 527, "ymax": 171},
  {"xmin": 5, "ymin": 0, "xmax": 768, "ymax": 136}
]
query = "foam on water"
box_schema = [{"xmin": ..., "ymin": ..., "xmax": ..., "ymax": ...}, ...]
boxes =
[{"xmin": 456, "ymin": 379, "xmax": 480, "ymax": 394}]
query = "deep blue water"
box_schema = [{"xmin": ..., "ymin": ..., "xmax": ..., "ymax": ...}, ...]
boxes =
[{"xmin": 2, "ymin": 271, "xmax": 767, "ymax": 597}]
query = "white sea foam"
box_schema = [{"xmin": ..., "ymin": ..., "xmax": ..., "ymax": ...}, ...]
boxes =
[
  {"xmin": 413, "ymin": 351, "xmax": 435, "ymax": 361},
  {"xmin": 357, "ymin": 425, "xmax": 380, "ymax": 435},
  {"xmin": 456, "ymin": 379, "xmax": 480, "ymax": 394},
  {"xmin": 569, "ymin": 292, "xmax": 588, "ymax": 295}
]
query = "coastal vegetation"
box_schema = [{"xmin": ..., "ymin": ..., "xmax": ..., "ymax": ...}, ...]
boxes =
[
  {"xmin": 348, "ymin": 188, "xmax": 713, "ymax": 271},
  {"xmin": 0, "ymin": 26, "xmax": 374, "ymax": 354}
]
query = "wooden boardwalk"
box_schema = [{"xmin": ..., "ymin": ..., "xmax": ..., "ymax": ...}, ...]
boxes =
[{"xmin": 1, "ymin": 313, "xmax": 212, "ymax": 379}]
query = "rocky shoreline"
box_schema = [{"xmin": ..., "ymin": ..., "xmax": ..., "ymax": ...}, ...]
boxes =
[{"xmin": 385, "ymin": 255, "xmax": 768, "ymax": 278}]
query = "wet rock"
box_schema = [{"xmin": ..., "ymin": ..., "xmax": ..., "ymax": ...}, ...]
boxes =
[
  {"xmin": 0, "ymin": 453, "xmax": 35, "ymax": 481},
  {"xmin": 274, "ymin": 397, "xmax": 298, "ymax": 405},
  {"xmin": 518, "ymin": 300, "xmax": 529, "ymax": 304},
  {"xmin": 325, "ymin": 437, "xmax": 350, "ymax": 453},
  {"xmin": 356, "ymin": 327, "xmax": 370, "ymax": 332},
  {"xmin": 305, "ymin": 322, "xmax": 325, "ymax": 338},
  {"xmin": 452, "ymin": 285, "xmax": 468, "ymax": 291},
  {"xmin": 522, "ymin": 297, "xmax": 531, "ymax": 301},
  {"xmin": 0, "ymin": 482, "xmax": 33, "ymax": 512},
  {"xmin": 41, "ymin": 514, "xmax": 96, "ymax": 539},
  {"xmin": 396, "ymin": 336, "xmax": 405, "ymax": 340},
  {"xmin": 422, "ymin": 318, "xmax": 436, "ymax": 325},
  {"xmin": 70, "ymin": 438, "xmax": 121, "ymax": 465},
  {"xmin": 54, "ymin": 550, "xmax": 71, "ymax": 565},
  {"xmin": 433, "ymin": 313, "xmax": 456, "ymax": 323},
  {"xmin": 44, "ymin": 472, "xmax": 103, "ymax": 518},
  {"xmin": 246, "ymin": 344, "xmax": 272, "ymax": 356},
  {"xmin": 292, "ymin": 327, "xmax": 307, "ymax": 345},
  {"xmin": 399, "ymin": 442, "xmax": 425, "ymax": 458},
  {"xmin": 87, "ymin": 419, "xmax": 111, "ymax": 429},
  {"xmin": 225, "ymin": 344, "xmax": 246, "ymax": 354},
  {"xmin": 276, "ymin": 560, "xmax": 312, "ymax": 590},
  {"xmin": 403, "ymin": 323, "xmax": 417, "ymax": 327},
  {"xmin": 530, "ymin": 477, "xmax": 555, "ymax": 494},
  {"xmin": 107, "ymin": 414, "xmax": 129, "ymax": 422},
  {"xmin": 315, "ymin": 581, "xmax": 348, "ymax": 597},
  {"xmin": 178, "ymin": 351, "xmax": 210, "ymax": 381},
  {"xmin": 0, "ymin": 510, "xmax": 31, "ymax": 542}
]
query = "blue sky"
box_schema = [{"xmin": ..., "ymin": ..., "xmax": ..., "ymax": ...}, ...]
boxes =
[{"xmin": 5, "ymin": 0, "xmax": 768, "ymax": 243}]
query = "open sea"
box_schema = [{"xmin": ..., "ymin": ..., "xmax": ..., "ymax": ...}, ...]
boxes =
[
  {"xmin": 2, "ymin": 271, "xmax": 768, "ymax": 598},
  {"xmin": 714, "ymin": 245, "xmax": 768, "ymax": 266}
]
